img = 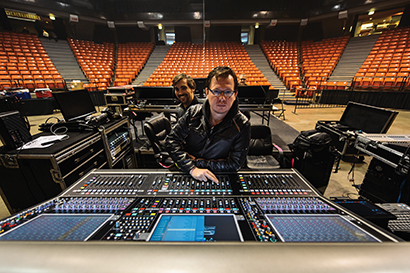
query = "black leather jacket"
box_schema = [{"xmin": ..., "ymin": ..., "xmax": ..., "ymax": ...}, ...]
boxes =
[
  {"xmin": 166, "ymin": 99, "xmax": 250, "ymax": 173},
  {"xmin": 176, "ymin": 95, "xmax": 200, "ymax": 119}
]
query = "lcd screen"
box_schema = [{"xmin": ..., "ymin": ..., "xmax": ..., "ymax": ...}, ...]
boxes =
[
  {"xmin": 148, "ymin": 214, "xmax": 243, "ymax": 242},
  {"xmin": 238, "ymin": 85, "xmax": 269, "ymax": 104},
  {"xmin": 53, "ymin": 90, "xmax": 97, "ymax": 122}
]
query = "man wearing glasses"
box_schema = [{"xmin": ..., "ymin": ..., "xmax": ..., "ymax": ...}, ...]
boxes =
[{"xmin": 166, "ymin": 66, "xmax": 251, "ymax": 182}]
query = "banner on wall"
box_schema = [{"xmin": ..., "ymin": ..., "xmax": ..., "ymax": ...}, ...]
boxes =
[
  {"xmin": 69, "ymin": 14, "xmax": 79, "ymax": 23},
  {"xmin": 5, "ymin": 9, "xmax": 41, "ymax": 22}
]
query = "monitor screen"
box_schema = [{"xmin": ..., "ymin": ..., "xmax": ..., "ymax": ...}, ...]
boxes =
[
  {"xmin": 194, "ymin": 78, "xmax": 207, "ymax": 98},
  {"xmin": 0, "ymin": 214, "xmax": 113, "ymax": 241},
  {"xmin": 148, "ymin": 214, "xmax": 243, "ymax": 242},
  {"xmin": 238, "ymin": 85, "xmax": 269, "ymax": 104},
  {"xmin": 134, "ymin": 86, "xmax": 175, "ymax": 105},
  {"xmin": 53, "ymin": 90, "xmax": 96, "ymax": 122},
  {"xmin": 339, "ymin": 102, "xmax": 398, "ymax": 133}
]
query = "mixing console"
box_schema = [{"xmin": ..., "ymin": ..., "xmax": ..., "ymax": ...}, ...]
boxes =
[
  {"xmin": 63, "ymin": 171, "xmax": 314, "ymax": 197},
  {"xmin": 66, "ymin": 173, "xmax": 234, "ymax": 197},
  {"xmin": 55, "ymin": 197, "xmax": 135, "ymax": 212},
  {"xmin": 238, "ymin": 173, "xmax": 314, "ymax": 196},
  {"xmin": 107, "ymin": 130, "xmax": 130, "ymax": 161},
  {"xmin": 0, "ymin": 169, "xmax": 400, "ymax": 243},
  {"xmin": 254, "ymin": 197, "xmax": 336, "ymax": 213}
]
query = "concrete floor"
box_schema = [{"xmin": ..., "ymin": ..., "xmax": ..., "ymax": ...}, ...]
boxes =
[
  {"xmin": 282, "ymin": 105, "xmax": 410, "ymax": 201},
  {"xmin": 1, "ymin": 104, "xmax": 409, "ymax": 219}
]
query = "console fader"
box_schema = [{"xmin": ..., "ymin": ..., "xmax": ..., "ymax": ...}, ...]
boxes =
[
  {"xmin": 0, "ymin": 169, "xmax": 400, "ymax": 243},
  {"xmin": 67, "ymin": 173, "xmax": 234, "ymax": 197}
]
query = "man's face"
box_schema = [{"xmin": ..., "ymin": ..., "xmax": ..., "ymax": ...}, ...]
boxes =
[
  {"xmin": 174, "ymin": 78, "xmax": 194, "ymax": 106},
  {"xmin": 206, "ymin": 75, "xmax": 237, "ymax": 116},
  {"xmin": 239, "ymin": 76, "xmax": 246, "ymax": 85}
]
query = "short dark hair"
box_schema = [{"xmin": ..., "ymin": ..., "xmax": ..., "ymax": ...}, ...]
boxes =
[
  {"xmin": 172, "ymin": 73, "xmax": 196, "ymax": 90},
  {"xmin": 206, "ymin": 66, "xmax": 238, "ymax": 91}
]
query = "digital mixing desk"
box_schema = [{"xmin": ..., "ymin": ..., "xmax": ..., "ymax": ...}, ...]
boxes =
[{"xmin": 0, "ymin": 169, "xmax": 410, "ymax": 272}]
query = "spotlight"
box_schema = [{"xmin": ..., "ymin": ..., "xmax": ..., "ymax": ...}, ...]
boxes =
[
  {"xmin": 255, "ymin": 22, "xmax": 259, "ymax": 29},
  {"xmin": 158, "ymin": 24, "xmax": 162, "ymax": 30},
  {"xmin": 49, "ymin": 13, "xmax": 55, "ymax": 20},
  {"xmin": 368, "ymin": 10, "xmax": 375, "ymax": 16}
]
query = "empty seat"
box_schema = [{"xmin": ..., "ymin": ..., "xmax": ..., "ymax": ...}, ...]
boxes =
[
  {"xmin": 143, "ymin": 115, "xmax": 174, "ymax": 168},
  {"xmin": 246, "ymin": 125, "xmax": 280, "ymax": 170}
]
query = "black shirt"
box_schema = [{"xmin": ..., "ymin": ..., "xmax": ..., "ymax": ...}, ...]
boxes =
[{"xmin": 176, "ymin": 95, "xmax": 200, "ymax": 119}]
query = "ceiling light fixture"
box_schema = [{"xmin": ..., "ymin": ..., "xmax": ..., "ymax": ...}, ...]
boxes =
[
  {"xmin": 158, "ymin": 23, "xmax": 162, "ymax": 30},
  {"xmin": 255, "ymin": 22, "xmax": 259, "ymax": 29}
]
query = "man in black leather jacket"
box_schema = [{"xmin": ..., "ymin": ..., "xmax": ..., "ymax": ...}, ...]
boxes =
[{"xmin": 166, "ymin": 66, "xmax": 251, "ymax": 182}]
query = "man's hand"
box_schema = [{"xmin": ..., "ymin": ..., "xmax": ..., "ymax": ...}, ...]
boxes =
[{"xmin": 189, "ymin": 167, "xmax": 219, "ymax": 183}]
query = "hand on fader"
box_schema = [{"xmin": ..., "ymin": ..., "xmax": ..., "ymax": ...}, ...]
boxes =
[{"xmin": 189, "ymin": 167, "xmax": 219, "ymax": 183}]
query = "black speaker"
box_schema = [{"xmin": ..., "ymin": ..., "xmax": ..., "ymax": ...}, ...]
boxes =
[
  {"xmin": 0, "ymin": 111, "xmax": 32, "ymax": 150},
  {"xmin": 293, "ymin": 149, "xmax": 335, "ymax": 194}
]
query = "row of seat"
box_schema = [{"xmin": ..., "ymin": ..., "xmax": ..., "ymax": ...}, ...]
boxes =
[
  {"xmin": 113, "ymin": 42, "xmax": 154, "ymax": 86},
  {"xmin": 0, "ymin": 31, "xmax": 64, "ymax": 91},
  {"xmin": 352, "ymin": 76, "xmax": 410, "ymax": 91},
  {"xmin": 354, "ymin": 26, "xmax": 410, "ymax": 88},
  {"xmin": 3, "ymin": 26, "xmax": 410, "ymax": 92},
  {"xmin": 261, "ymin": 36, "xmax": 350, "ymax": 91},
  {"xmin": 145, "ymin": 42, "xmax": 270, "ymax": 87},
  {"xmin": 260, "ymin": 41, "xmax": 301, "ymax": 89},
  {"xmin": 301, "ymin": 36, "xmax": 350, "ymax": 88},
  {"xmin": 68, "ymin": 38, "xmax": 115, "ymax": 90}
]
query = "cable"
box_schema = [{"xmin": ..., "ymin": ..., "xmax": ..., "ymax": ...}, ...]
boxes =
[
  {"xmin": 347, "ymin": 160, "xmax": 355, "ymax": 184},
  {"xmin": 44, "ymin": 116, "xmax": 61, "ymax": 124},
  {"xmin": 341, "ymin": 191, "xmax": 361, "ymax": 199},
  {"xmin": 347, "ymin": 150, "xmax": 364, "ymax": 188}
]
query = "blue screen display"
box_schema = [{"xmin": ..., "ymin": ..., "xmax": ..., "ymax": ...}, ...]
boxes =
[
  {"xmin": 150, "ymin": 215, "xmax": 205, "ymax": 241},
  {"xmin": 149, "ymin": 215, "xmax": 241, "ymax": 242}
]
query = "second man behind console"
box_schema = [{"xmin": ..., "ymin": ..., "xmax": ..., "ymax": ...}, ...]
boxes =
[{"xmin": 172, "ymin": 73, "xmax": 201, "ymax": 119}]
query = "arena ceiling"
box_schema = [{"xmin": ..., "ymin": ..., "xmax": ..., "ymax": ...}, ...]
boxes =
[{"xmin": 1, "ymin": 0, "xmax": 409, "ymax": 25}]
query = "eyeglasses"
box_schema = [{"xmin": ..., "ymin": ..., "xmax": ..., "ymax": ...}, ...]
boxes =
[{"xmin": 208, "ymin": 89, "xmax": 236, "ymax": 97}]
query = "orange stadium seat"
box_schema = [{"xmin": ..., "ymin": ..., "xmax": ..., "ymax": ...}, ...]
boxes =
[{"xmin": 371, "ymin": 78, "xmax": 384, "ymax": 90}]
